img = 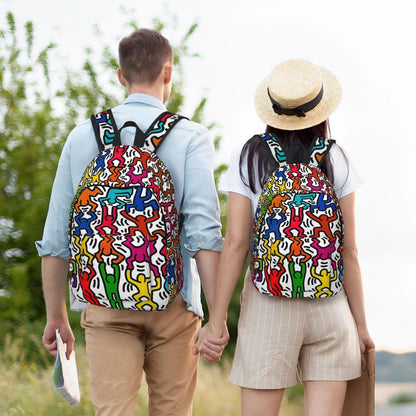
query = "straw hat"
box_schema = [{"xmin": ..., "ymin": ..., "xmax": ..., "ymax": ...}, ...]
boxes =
[{"xmin": 254, "ymin": 59, "xmax": 342, "ymax": 130}]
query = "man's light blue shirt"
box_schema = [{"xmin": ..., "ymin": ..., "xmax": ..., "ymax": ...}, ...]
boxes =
[{"xmin": 36, "ymin": 94, "xmax": 223, "ymax": 317}]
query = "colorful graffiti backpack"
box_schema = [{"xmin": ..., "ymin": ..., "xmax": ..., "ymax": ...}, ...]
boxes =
[
  {"xmin": 251, "ymin": 133, "xmax": 344, "ymax": 298},
  {"xmin": 68, "ymin": 110, "xmax": 186, "ymax": 311}
]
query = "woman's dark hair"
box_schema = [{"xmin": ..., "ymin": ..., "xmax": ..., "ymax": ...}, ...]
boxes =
[{"xmin": 239, "ymin": 120, "xmax": 335, "ymax": 193}]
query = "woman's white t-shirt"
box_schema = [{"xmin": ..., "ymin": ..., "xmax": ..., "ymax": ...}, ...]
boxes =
[{"xmin": 219, "ymin": 142, "xmax": 363, "ymax": 217}]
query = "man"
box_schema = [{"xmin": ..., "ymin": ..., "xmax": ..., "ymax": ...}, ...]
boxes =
[{"xmin": 37, "ymin": 28, "xmax": 227, "ymax": 416}]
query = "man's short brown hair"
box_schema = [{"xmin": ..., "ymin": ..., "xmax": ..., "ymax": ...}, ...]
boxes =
[{"xmin": 118, "ymin": 28, "xmax": 173, "ymax": 85}]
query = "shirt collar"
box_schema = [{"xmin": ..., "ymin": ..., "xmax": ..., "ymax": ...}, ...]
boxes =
[{"xmin": 123, "ymin": 93, "xmax": 167, "ymax": 110}]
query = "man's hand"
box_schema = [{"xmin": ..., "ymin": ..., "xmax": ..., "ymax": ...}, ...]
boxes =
[{"xmin": 42, "ymin": 318, "xmax": 75, "ymax": 360}]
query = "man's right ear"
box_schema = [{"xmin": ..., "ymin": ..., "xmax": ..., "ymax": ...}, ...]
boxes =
[{"xmin": 117, "ymin": 68, "xmax": 127, "ymax": 87}]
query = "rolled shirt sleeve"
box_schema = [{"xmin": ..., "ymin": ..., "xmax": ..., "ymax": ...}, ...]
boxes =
[
  {"xmin": 35, "ymin": 139, "xmax": 75, "ymax": 259},
  {"xmin": 180, "ymin": 128, "xmax": 223, "ymax": 257}
]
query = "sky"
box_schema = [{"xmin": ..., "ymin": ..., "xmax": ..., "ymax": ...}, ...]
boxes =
[{"xmin": 3, "ymin": 0, "xmax": 416, "ymax": 353}]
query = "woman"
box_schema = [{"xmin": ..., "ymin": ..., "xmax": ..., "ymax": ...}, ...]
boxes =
[{"xmin": 195, "ymin": 59, "xmax": 374, "ymax": 416}]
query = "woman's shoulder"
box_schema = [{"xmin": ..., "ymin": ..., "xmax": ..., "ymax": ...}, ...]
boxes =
[
  {"xmin": 329, "ymin": 141, "xmax": 363, "ymax": 198},
  {"xmin": 329, "ymin": 141, "xmax": 350, "ymax": 161}
]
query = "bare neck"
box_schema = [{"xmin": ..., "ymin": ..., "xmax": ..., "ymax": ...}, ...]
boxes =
[{"xmin": 127, "ymin": 84, "xmax": 164, "ymax": 103}]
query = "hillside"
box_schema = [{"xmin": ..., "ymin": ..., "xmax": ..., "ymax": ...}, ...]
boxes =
[{"xmin": 376, "ymin": 351, "xmax": 416, "ymax": 383}]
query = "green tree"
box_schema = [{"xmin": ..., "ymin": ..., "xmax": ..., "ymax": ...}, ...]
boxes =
[{"xmin": 0, "ymin": 12, "xmax": 63, "ymax": 325}]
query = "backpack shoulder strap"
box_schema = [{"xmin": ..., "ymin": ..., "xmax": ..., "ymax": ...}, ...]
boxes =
[
  {"xmin": 141, "ymin": 112, "xmax": 188, "ymax": 152},
  {"xmin": 259, "ymin": 133, "xmax": 288, "ymax": 166},
  {"xmin": 90, "ymin": 109, "xmax": 121, "ymax": 152},
  {"xmin": 308, "ymin": 137, "xmax": 335, "ymax": 167}
]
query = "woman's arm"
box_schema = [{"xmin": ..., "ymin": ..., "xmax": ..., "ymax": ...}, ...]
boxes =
[
  {"xmin": 194, "ymin": 192, "xmax": 252, "ymax": 359},
  {"xmin": 339, "ymin": 192, "xmax": 375, "ymax": 366}
]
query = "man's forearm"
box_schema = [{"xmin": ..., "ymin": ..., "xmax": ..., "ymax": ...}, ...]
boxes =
[
  {"xmin": 194, "ymin": 249, "xmax": 220, "ymax": 314},
  {"xmin": 41, "ymin": 255, "xmax": 75, "ymax": 358},
  {"xmin": 42, "ymin": 255, "xmax": 69, "ymax": 319}
]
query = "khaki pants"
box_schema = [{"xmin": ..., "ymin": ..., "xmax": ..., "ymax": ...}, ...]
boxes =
[{"xmin": 80, "ymin": 295, "xmax": 201, "ymax": 416}]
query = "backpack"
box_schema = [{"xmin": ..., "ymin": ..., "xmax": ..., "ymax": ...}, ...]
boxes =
[
  {"xmin": 251, "ymin": 133, "xmax": 344, "ymax": 298},
  {"xmin": 68, "ymin": 109, "xmax": 186, "ymax": 311}
]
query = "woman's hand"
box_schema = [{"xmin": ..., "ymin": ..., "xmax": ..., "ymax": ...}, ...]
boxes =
[
  {"xmin": 193, "ymin": 321, "xmax": 229, "ymax": 363},
  {"xmin": 358, "ymin": 327, "xmax": 375, "ymax": 370}
]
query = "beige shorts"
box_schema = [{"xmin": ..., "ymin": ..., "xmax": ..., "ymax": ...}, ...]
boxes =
[{"xmin": 229, "ymin": 271, "xmax": 361, "ymax": 389}]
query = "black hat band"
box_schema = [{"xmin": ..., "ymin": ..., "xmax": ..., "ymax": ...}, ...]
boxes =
[{"xmin": 267, "ymin": 85, "xmax": 324, "ymax": 118}]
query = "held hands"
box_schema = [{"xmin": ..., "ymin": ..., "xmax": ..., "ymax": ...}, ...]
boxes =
[{"xmin": 193, "ymin": 321, "xmax": 230, "ymax": 363}]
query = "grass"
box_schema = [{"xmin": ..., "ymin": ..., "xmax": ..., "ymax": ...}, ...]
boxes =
[{"xmin": 0, "ymin": 332, "xmax": 304, "ymax": 415}]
